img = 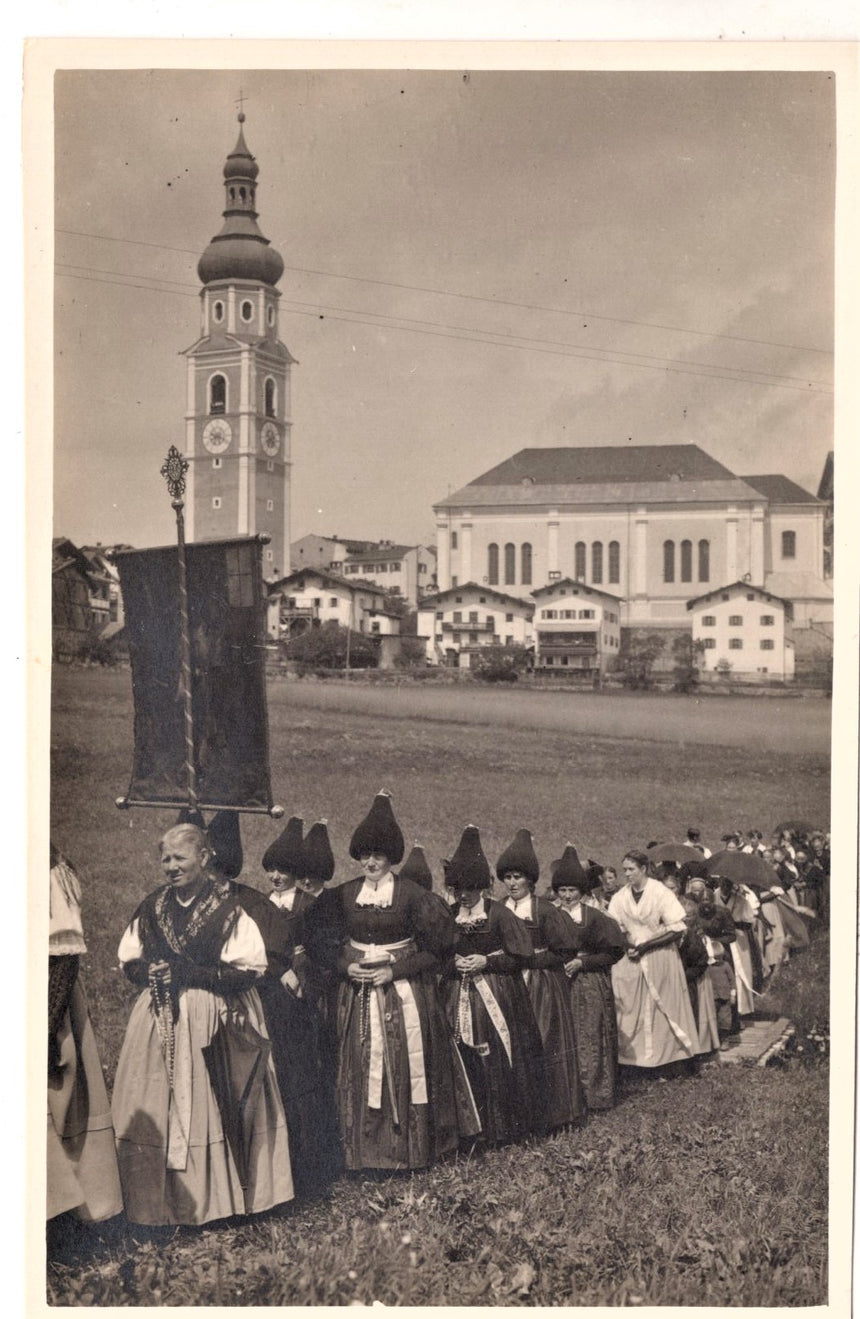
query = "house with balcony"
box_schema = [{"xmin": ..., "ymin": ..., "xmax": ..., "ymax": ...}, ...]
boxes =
[
  {"xmin": 687, "ymin": 581, "xmax": 794, "ymax": 682},
  {"xmin": 417, "ymin": 583, "xmax": 533, "ymax": 668},
  {"xmin": 531, "ymin": 579, "xmax": 622, "ymax": 675},
  {"xmin": 266, "ymin": 567, "xmax": 400, "ymax": 641}
]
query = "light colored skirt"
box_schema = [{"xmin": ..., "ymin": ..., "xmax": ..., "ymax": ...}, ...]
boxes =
[
  {"xmin": 112, "ymin": 986, "xmax": 293, "ymax": 1225},
  {"xmin": 47, "ymin": 979, "xmax": 123, "ymax": 1222},
  {"xmin": 612, "ymin": 946, "xmax": 698, "ymax": 1068}
]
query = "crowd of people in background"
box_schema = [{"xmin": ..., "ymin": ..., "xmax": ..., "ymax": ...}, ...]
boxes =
[{"xmin": 48, "ymin": 802, "xmax": 826, "ymax": 1237}]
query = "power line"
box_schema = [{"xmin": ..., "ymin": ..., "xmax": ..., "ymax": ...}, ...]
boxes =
[
  {"xmin": 55, "ymin": 226, "xmax": 833, "ymax": 358},
  {"xmin": 55, "ymin": 265, "xmax": 833, "ymax": 396}
]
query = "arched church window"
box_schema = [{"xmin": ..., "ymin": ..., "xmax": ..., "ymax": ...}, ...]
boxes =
[
  {"xmin": 521, "ymin": 543, "xmax": 533, "ymax": 586},
  {"xmin": 574, "ymin": 542, "xmax": 586, "ymax": 580},
  {"xmin": 591, "ymin": 542, "xmax": 603, "ymax": 584},
  {"xmin": 663, "ymin": 540, "xmax": 675, "ymax": 583},
  {"xmin": 698, "ymin": 540, "xmax": 710, "ymax": 582},
  {"xmin": 241, "ymin": 300, "xmax": 254, "ymax": 323},
  {"xmin": 680, "ymin": 540, "xmax": 693, "ymax": 582},
  {"xmin": 209, "ymin": 374, "xmax": 226, "ymax": 415},
  {"xmin": 504, "ymin": 543, "xmax": 516, "ymax": 586},
  {"xmin": 608, "ymin": 541, "xmax": 620, "ymax": 584},
  {"xmin": 265, "ymin": 378, "xmax": 276, "ymax": 418},
  {"xmin": 487, "ymin": 543, "xmax": 499, "ymax": 585},
  {"xmin": 212, "ymin": 300, "xmax": 224, "ymax": 324}
]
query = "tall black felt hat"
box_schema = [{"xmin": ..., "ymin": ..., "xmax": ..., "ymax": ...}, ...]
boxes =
[
  {"xmin": 262, "ymin": 816, "xmax": 304, "ymax": 875},
  {"xmin": 349, "ymin": 790, "xmax": 405, "ymax": 864},
  {"xmin": 207, "ymin": 811, "xmax": 243, "ymax": 880},
  {"xmin": 550, "ymin": 844, "xmax": 592, "ymax": 891},
  {"xmin": 399, "ymin": 844, "xmax": 434, "ymax": 892},
  {"xmin": 445, "ymin": 825, "xmax": 492, "ymax": 890},
  {"xmin": 302, "ymin": 819, "xmax": 335, "ymax": 884},
  {"xmin": 496, "ymin": 828, "xmax": 539, "ymax": 884}
]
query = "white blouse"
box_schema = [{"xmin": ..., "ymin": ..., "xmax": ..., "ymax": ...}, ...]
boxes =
[{"xmin": 117, "ymin": 906, "xmax": 268, "ymax": 974}]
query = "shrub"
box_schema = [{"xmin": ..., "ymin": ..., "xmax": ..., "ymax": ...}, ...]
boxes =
[
  {"xmin": 618, "ymin": 630, "xmax": 666, "ymax": 690},
  {"xmin": 284, "ymin": 622, "xmax": 380, "ymax": 670},
  {"xmin": 471, "ymin": 644, "xmax": 530, "ymax": 684}
]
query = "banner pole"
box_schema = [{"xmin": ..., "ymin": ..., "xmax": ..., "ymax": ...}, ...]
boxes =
[{"xmin": 160, "ymin": 446, "xmax": 198, "ymax": 810}]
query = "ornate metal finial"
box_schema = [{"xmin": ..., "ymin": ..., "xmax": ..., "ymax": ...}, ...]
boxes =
[
  {"xmin": 161, "ymin": 445, "xmax": 188, "ymax": 503},
  {"xmin": 236, "ymin": 88, "xmax": 247, "ymax": 122}
]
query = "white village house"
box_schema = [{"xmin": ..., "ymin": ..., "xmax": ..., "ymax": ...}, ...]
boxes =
[
  {"xmin": 687, "ymin": 581, "xmax": 795, "ymax": 682},
  {"xmin": 417, "ymin": 584, "xmax": 533, "ymax": 668},
  {"xmin": 531, "ymin": 579, "xmax": 622, "ymax": 676}
]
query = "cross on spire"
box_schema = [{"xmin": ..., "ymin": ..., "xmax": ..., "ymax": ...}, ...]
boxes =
[{"xmin": 236, "ymin": 88, "xmax": 247, "ymax": 121}]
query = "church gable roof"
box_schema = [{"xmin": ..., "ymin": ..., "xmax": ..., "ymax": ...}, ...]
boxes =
[
  {"xmin": 468, "ymin": 445, "xmax": 737, "ymax": 487},
  {"xmin": 740, "ymin": 474, "xmax": 820, "ymax": 504}
]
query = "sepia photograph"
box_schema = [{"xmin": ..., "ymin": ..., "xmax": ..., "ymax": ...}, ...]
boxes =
[{"xmin": 28, "ymin": 44, "xmax": 856, "ymax": 1310}]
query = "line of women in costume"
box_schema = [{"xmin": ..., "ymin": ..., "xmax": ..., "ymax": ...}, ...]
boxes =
[{"xmin": 48, "ymin": 795, "xmax": 815, "ymax": 1233}]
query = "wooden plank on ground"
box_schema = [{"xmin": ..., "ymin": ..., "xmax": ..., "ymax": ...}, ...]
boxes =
[{"xmin": 719, "ymin": 1017, "xmax": 794, "ymax": 1065}]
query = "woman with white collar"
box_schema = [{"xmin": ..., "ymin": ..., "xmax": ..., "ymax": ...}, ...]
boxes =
[
  {"xmin": 607, "ymin": 850, "xmax": 698, "ymax": 1072},
  {"xmin": 440, "ymin": 825, "xmax": 547, "ymax": 1145},
  {"xmin": 498, "ymin": 828, "xmax": 586, "ymax": 1130},
  {"xmin": 306, "ymin": 790, "xmax": 480, "ymax": 1171},
  {"xmin": 551, "ymin": 844, "xmax": 626, "ymax": 1110}
]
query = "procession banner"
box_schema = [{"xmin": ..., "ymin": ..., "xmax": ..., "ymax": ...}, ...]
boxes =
[{"xmin": 114, "ymin": 536, "xmax": 273, "ymax": 810}]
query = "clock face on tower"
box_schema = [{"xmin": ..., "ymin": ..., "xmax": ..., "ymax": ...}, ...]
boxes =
[
  {"xmin": 202, "ymin": 418, "xmax": 232, "ymax": 454},
  {"xmin": 260, "ymin": 421, "xmax": 281, "ymax": 457}
]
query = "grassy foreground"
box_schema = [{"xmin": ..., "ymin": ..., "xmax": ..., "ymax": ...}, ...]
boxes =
[{"xmin": 45, "ymin": 668, "xmax": 831, "ymax": 1306}]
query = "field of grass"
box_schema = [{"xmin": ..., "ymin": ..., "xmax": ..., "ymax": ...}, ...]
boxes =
[{"xmin": 44, "ymin": 667, "xmax": 833, "ymax": 1306}]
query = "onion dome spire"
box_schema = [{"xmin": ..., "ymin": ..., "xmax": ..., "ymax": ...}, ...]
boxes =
[{"xmin": 197, "ymin": 111, "xmax": 284, "ymax": 288}]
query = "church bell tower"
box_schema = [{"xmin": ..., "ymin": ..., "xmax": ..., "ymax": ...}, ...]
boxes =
[{"xmin": 183, "ymin": 112, "xmax": 294, "ymax": 578}]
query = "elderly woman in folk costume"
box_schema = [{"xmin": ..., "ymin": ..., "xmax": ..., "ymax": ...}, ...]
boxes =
[
  {"xmin": 207, "ymin": 811, "xmax": 342, "ymax": 1200},
  {"xmin": 497, "ymin": 828, "xmax": 586, "ymax": 1129},
  {"xmin": 111, "ymin": 822, "xmax": 293, "ymax": 1225},
  {"xmin": 47, "ymin": 845, "xmax": 123, "ymax": 1228},
  {"xmin": 439, "ymin": 826, "xmax": 547, "ymax": 1145},
  {"xmin": 303, "ymin": 791, "xmax": 480, "ymax": 1171},
  {"xmin": 551, "ymin": 844, "xmax": 626, "ymax": 1111},
  {"xmin": 607, "ymin": 850, "xmax": 698, "ymax": 1071}
]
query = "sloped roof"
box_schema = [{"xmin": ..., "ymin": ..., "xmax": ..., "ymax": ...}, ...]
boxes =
[
  {"xmin": 346, "ymin": 545, "xmax": 412, "ymax": 563},
  {"xmin": 268, "ymin": 567, "xmax": 387, "ymax": 597},
  {"xmin": 741, "ymin": 474, "xmax": 820, "ymax": 504},
  {"xmin": 469, "ymin": 445, "xmax": 737, "ymax": 486},
  {"xmin": 435, "ymin": 477, "xmax": 762, "ymax": 510},
  {"xmin": 817, "ymin": 452, "xmax": 834, "ymax": 502},
  {"xmin": 686, "ymin": 580, "xmax": 790, "ymax": 610},
  {"xmin": 418, "ymin": 582, "xmax": 534, "ymax": 612},
  {"xmin": 531, "ymin": 577, "xmax": 623, "ymax": 603}
]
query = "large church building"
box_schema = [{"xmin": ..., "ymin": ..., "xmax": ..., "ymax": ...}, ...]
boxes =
[
  {"xmin": 182, "ymin": 114, "xmax": 294, "ymax": 578},
  {"xmin": 433, "ymin": 444, "xmax": 831, "ymax": 636}
]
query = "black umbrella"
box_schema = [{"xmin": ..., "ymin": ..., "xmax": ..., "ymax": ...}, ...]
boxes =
[
  {"xmin": 774, "ymin": 819, "xmax": 817, "ymax": 837},
  {"xmin": 647, "ymin": 843, "xmax": 704, "ymax": 865},
  {"xmin": 705, "ymin": 849, "xmax": 777, "ymax": 890},
  {"xmin": 202, "ymin": 1012, "xmax": 272, "ymax": 1211}
]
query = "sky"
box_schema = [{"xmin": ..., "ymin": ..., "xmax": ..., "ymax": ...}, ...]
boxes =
[{"xmin": 52, "ymin": 66, "xmax": 836, "ymax": 551}]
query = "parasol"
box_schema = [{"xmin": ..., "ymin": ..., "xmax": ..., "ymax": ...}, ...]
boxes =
[
  {"xmin": 774, "ymin": 819, "xmax": 817, "ymax": 837},
  {"xmin": 647, "ymin": 843, "xmax": 704, "ymax": 865},
  {"xmin": 202, "ymin": 1012, "xmax": 272, "ymax": 1212},
  {"xmin": 705, "ymin": 849, "xmax": 778, "ymax": 890}
]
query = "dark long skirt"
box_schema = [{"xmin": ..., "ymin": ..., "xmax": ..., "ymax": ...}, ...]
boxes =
[
  {"xmin": 567, "ymin": 969, "xmax": 618, "ymax": 1111},
  {"xmin": 441, "ymin": 971, "xmax": 547, "ymax": 1144},
  {"xmin": 335, "ymin": 971, "xmax": 481, "ymax": 1170},
  {"xmin": 528, "ymin": 967, "xmax": 586, "ymax": 1128},
  {"xmin": 257, "ymin": 979, "xmax": 343, "ymax": 1198}
]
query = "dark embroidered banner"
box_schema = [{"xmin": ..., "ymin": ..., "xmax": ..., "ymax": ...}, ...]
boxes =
[{"xmin": 114, "ymin": 537, "xmax": 272, "ymax": 810}]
